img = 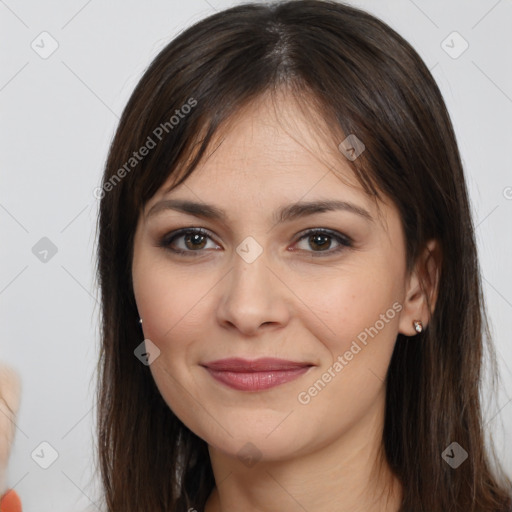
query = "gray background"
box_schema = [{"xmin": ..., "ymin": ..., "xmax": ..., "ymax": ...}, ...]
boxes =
[{"xmin": 1, "ymin": 0, "xmax": 511, "ymax": 510}]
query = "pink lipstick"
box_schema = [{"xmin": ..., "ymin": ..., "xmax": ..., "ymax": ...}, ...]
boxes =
[{"xmin": 201, "ymin": 357, "xmax": 313, "ymax": 391}]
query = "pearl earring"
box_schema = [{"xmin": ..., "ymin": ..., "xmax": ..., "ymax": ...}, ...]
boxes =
[{"xmin": 413, "ymin": 320, "xmax": 423, "ymax": 334}]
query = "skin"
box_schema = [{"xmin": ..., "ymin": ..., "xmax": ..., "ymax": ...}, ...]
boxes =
[
  {"xmin": 132, "ymin": 92, "xmax": 439, "ymax": 512},
  {"xmin": 0, "ymin": 364, "xmax": 21, "ymax": 495}
]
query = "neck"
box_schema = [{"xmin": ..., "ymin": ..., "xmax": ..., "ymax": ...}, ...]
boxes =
[{"xmin": 203, "ymin": 396, "xmax": 402, "ymax": 512}]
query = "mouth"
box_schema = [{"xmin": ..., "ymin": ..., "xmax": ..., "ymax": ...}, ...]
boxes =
[{"xmin": 200, "ymin": 357, "xmax": 314, "ymax": 391}]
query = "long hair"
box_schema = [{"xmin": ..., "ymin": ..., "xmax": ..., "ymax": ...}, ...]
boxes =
[{"xmin": 94, "ymin": 1, "xmax": 512, "ymax": 510}]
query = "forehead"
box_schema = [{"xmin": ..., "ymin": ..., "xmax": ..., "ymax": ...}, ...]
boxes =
[{"xmin": 146, "ymin": 92, "xmax": 371, "ymax": 212}]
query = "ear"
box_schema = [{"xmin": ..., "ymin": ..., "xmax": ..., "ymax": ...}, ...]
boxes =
[{"xmin": 398, "ymin": 239, "xmax": 442, "ymax": 336}]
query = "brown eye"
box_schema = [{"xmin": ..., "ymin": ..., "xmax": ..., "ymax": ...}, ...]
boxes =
[
  {"xmin": 183, "ymin": 232, "xmax": 208, "ymax": 250},
  {"xmin": 294, "ymin": 229, "xmax": 352, "ymax": 256},
  {"xmin": 160, "ymin": 228, "xmax": 220, "ymax": 256},
  {"xmin": 308, "ymin": 233, "xmax": 331, "ymax": 251}
]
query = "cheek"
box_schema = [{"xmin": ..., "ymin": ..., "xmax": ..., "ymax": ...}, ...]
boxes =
[
  {"xmin": 133, "ymin": 262, "xmax": 214, "ymax": 429},
  {"xmin": 291, "ymin": 264, "xmax": 402, "ymax": 359},
  {"xmin": 292, "ymin": 275, "xmax": 401, "ymax": 432},
  {"xmin": 133, "ymin": 256, "xmax": 213, "ymax": 350}
]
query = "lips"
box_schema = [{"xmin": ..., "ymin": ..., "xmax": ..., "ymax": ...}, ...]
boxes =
[
  {"xmin": 201, "ymin": 357, "xmax": 313, "ymax": 391},
  {"xmin": 203, "ymin": 357, "xmax": 311, "ymax": 371}
]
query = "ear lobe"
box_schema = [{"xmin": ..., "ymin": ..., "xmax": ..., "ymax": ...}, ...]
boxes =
[{"xmin": 398, "ymin": 239, "xmax": 441, "ymax": 336}]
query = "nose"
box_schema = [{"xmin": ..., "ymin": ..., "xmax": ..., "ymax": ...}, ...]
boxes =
[{"xmin": 216, "ymin": 247, "xmax": 292, "ymax": 336}]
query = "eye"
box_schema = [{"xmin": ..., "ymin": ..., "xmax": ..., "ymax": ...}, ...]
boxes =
[
  {"xmin": 158, "ymin": 227, "xmax": 353, "ymax": 258},
  {"xmin": 293, "ymin": 229, "xmax": 353, "ymax": 256},
  {"xmin": 159, "ymin": 228, "xmax": 220, "ymax": 256}
]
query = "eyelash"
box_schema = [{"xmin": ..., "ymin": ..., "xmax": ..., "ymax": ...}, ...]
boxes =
[{"xmin": 158, "ymin": 227, "xmax": 353, "ymax": 258}]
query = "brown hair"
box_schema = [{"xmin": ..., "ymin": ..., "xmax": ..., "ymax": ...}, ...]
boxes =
[{"xmin": 95, "ymin": 1, "xmax": 512, "ymax": 510}]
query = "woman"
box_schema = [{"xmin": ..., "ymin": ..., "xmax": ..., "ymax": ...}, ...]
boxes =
[{"xmin": 2, "ymin": 0, "xmax": 511, "ymax": 510}]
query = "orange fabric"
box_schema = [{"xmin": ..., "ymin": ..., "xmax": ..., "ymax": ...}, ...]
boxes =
[{"xmin": 0, "ymin": 489, "xmax": 22, "ymax": 512}]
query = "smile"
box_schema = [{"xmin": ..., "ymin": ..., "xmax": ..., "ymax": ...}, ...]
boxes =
[{"xmin": 201, "ymin": 358, "xmax": 314, "ymax": 391}]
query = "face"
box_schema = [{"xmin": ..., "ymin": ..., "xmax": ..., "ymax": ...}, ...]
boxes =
[{"xmin": 131, "ymin": 93, "xmax": 413, "ymax": 463}]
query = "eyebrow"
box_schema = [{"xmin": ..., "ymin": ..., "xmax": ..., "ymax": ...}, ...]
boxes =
[{"xmin": 145, "ymin": 198, "xmax": 373, "ymax": 224}]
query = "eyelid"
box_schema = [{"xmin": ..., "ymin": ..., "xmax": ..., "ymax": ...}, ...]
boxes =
[{"xmin": 294, "ymin": 227, "xmax": 352, "ymax": 244}]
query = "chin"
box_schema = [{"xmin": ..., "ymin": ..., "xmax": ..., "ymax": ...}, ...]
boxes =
[{"xmin": 200, "ymin": 419, "xmax": 312, "ymax": 463}]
